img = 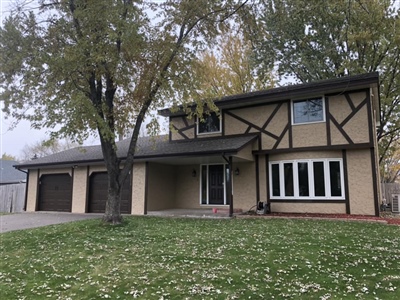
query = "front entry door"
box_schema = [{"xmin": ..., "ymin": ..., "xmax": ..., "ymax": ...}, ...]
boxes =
[{"xmin": 209, "ymin": 165, "xmax": 224, "ymax": 204}]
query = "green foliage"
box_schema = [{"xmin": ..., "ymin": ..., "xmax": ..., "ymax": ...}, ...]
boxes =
[
  {"xmin": 1, "ymin": 153, "xmax": 16, "ymax": 161},
  {"xmin": 0, "ymin": 0, "xmax": 247, "ymax": 221},
  {"xmin": 248, "ymin": 0, "xmax": 400, "ymax": 171},
  {"xmin": 1, "ymin": 217, "xmax": 399, "ymax": 299},
  {"xmin": 189, "ymin": 31, "xmax": 275, "ymax": 99}
]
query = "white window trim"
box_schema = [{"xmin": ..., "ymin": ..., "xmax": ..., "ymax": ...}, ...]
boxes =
[
  {"xmin": 196, "ymin": 113, "xmax": 222, "ymax": 136},
  {"xmin": 291, "ymin": 97, "xmax": 326, "ymax": 125},
  {"xmin": 269, "ymin": 158, "xmax": 345, "ymax": 200},
  {"xmin": 199, "ymin": 164, "xmax": 230, "ymax": 206}
]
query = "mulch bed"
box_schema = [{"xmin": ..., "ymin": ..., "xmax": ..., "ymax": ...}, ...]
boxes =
[{"xmin": 238, "ymin": 211, "xmax": 400, "ymax": 226}]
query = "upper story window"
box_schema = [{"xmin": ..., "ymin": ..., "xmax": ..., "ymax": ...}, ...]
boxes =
[
  {"xmin": 197, "ymin": 112, "xmax": 221, "ymax": 135},
  {"xmin": 292, "ymin": 97, "xmax": 325, "ymax": 124}
]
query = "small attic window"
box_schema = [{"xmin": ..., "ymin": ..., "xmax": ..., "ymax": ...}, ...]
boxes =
[{"xmin": 197, "ymin": 112, "xmax": 221, "ymax": 135}]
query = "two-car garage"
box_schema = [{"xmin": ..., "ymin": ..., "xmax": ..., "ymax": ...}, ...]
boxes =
[{"xmin": 37, "ymin": 172, "xmax": 132, "ymax": 213}]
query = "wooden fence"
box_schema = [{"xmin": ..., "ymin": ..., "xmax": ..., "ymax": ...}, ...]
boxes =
[{"xmin": 0, "ymin": 183, "xmax": 26, "ymax": 213}]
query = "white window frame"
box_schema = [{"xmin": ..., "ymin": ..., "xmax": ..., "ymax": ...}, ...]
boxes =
[
  {"xmin": 199, "ymin": 164, "xmax": 230, "ymax": 205},
  {"xmin": 196, "ymin": 112, "xmax": 222, "ymax": 136},
  {"xmin": 291, "ymin": 97, "xmax": 325, "ymax": 125},
  {"xmin": 269, "ymin": 159, "xmax": 345, "ymax": 200}
]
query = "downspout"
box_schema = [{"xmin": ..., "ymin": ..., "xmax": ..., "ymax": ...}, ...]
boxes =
[{"xmin": 222, "ymin": 153, "xmax": 233, "ymax": 217}]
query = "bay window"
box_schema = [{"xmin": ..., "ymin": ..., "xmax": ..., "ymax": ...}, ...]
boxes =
[{"xmin": 269, "ymin": 159, "xmax": 344, "ymax": 200}]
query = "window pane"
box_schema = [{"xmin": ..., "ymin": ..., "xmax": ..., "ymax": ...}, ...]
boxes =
[
  {"xmin": 284, "ymin": 163, "xmax": 294, "ymax": 196},
  {"xmin": 298, "ymin": 162, "xmax": 309, "ymax": 196},
  {"xmin": 198, "ymin": 112, "xmax": 220, "ymax": 133},
  {"xmin": 271, "ymin": 164, "xmax": 280, "ymax": 196},
  {"xmin": 308, "ymin": 98, "xmax": 324, "ymax": 122},
  {"xmin": 293, "ymin": 98, "xmax": 323, "ymax": 124},
  {"xmin": 313, "ymin": 162, "xmax": 325, "ymax": 196},
  {"xmin": 329, "ymin": 161, "xmax": 342, "ymax": 197},
  {"xmin": 201, "ymin": 165, "xmax": 207, "ymax": 204}
]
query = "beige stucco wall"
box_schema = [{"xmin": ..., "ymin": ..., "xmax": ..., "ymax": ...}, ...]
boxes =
[
  {"xmin": 224, "ymin": 113, "xmax": 249, "ymax": 135},
  {"xmin": 89, "ymin": 165, "xmax": 107, "ymax": 175},
  {"xmin": 328, "ymin": 94, "xmax": 352, "ymax": 124},
  {"xmin": 269, "ymin": 150, "xmax": 342, "ymax": 162},
  {"xmin": 258, "ymin": 156, "xmax": 267, "ymax": 202},
  {"xmin": 292, "ymin": 122, "xmax": 327, "ymax": 148},
  {"xmin": 175, "ymin": 165, "xmax": 201, "ymax": 209},
  {"xmin": 266, "ymin": 103, "xmax": 288, "ymax": 138},
  {"xmin": 344, "ymin": 105, "xmax": 369, "ymax": 144},
  {"xmin": 232, "ymin": 162, "xmax": 257, "ymax": 211},
  {"xmin": 224, "ymin": 104, "xmax": 289, "ymax": 152},
  {"xmin": 131, "ymin": 163, "xmax": 146, "ymax": 215},
  {"xmin": 40, "ymin": 168, "xmax": 72, "ymax": 176},
  {"xmin": 71, "ymin": 167, "xmax": 88, "ymax": 213},
  {"xmin": 170, "ymin": 117, "xmax": 195, "ymax": 141},
  {"xmin": 329, "ymin": 91, "xmax": 370, "ymax": 145},
  {"xmin": 271, "ymin": 203, "xmax": 346, "ymax": 214},
  {"xmin": 147, "ymin": 163, "xmax": 176, "ymax": 211},
  {"xmin": 26, "ymin": 169, "xmax": 39, "ymax": 212},
  {"xmin": 347, "ymin": 149, "xmax": 376, "ymax": 215},
  {"xmin": 235, "ymin": 143, "xmax": 254, "ymax": 161}
]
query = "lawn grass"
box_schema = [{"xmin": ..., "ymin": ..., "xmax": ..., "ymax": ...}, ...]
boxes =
[{"xmin": 1, "ymin": 217, "xmax": 399, "ymax": 299}]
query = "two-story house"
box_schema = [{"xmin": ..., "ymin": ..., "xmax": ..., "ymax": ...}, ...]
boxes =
[{"xmin": 15, "ymin": 72, "xmax": 381, "ymax": 216}]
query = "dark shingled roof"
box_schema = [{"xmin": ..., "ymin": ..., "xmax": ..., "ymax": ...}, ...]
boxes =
[
  {"xmin": 15, "ymin": 134, "xmax": 258, "ymax": 169},
  {"xmin": 1, "ymin": 160, "xmax": 27, "ymax": 184},
  {"xmin": 159, "ymin": 72, "xmax": 380, "ymax": 117}
]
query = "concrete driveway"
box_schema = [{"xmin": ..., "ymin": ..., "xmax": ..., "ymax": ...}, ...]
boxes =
[{"xmin": 0, "ymin": 212, "xmax": 101, "ymax": 233}]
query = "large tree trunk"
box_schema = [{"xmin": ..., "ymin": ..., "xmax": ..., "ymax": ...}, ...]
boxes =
[{"xmin": 103, "ymin": 167, "xmax": 123, "ymax": 224}]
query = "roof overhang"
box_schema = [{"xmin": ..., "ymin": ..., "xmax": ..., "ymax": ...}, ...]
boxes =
[{"xmin": 15, "ymin": 135, "xmax": 258, "ymax": 170}]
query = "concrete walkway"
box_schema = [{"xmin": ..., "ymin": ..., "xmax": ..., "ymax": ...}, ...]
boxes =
[{"xmin": 0, "ymin": 212, "xmax": 101, "ymax": 233}]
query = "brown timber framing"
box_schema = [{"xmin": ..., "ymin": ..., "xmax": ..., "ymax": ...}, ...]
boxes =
[
  {"xmin": 23, "ymin": 170, "xmax": 30, "ymax": 211},
  {"xmin": 370, "ymin": 148, "xmax": 380, "ymax": 216},
  {"xmin": 366, "ymin": 89, "xmax": 380, "ymax": 216},
  {"xmin": 287, "ymin": 101, "xmax": 293, "ymax": 148},
  {"xmin": 342, "ymin": 149, "xmax": 350, "ymax": 214},
  {"xmin": 224, "ymin": 110, "xmax": 280, "ymax": 139},
  {"xmin": 222, "ymin": 154, "xmax": 234, "ymax": 217},
  {"xmin": 35, "ymin": 169, "xmax": 40, "ymax": 211},
  {"xmin": 325, "ymin": 96, "xmax": 331, "ymax": 146},
  {"xmin": 255, "ymin": 154, "xmax": 260, "ymax": 204},
  {"xmin": 265, "ymin": 154, "xmax": 270, "ymax": 205},
  {"xmin": 144, "ymin": 161, "xmax": 149, "ymax": 215}
]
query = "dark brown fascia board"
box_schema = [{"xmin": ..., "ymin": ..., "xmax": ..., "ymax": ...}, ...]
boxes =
[
  {"xmin": 158, "ymin": 72, "xmax": 380, "ymax": 117},
  {"xmin": 15, "ymin": 141, "xmax": 255, "ymax": 169},
  {"xmin": 14, "ymin": 150, "xmax": 242, "ymax": 170},
  {"xmin": 14, "ymin": 159, "xmax": 107, "ymax": 170}
]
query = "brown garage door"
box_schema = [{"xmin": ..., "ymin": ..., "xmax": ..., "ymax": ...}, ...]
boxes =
[
  {"xmin": 38, "ymin": 174, "xmax": 72, "ymax": 212},
  {"xmin": 88, "ymin": 172, "xmax": 132, "ymax": 214}
]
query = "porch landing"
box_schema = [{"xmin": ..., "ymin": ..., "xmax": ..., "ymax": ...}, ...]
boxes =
[{"xmin": 147, "ymin": 208, "xmax": 242, "ymax": 218}]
